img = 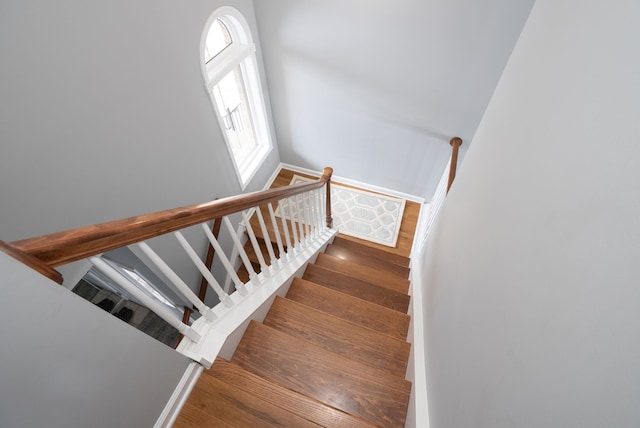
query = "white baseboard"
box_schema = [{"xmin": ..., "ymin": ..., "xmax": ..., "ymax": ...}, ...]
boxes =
[
  {"xmin": 405, "ymin": 256, "xmax": 430, "ymax": 428},
  {"xmin": 154, "ymin": 362, "xmax": 204, "ymax": 428},
  {"xmin": 278, "ymin": 163, "xmax": 425, "ymax": 204},
  {"xmin": 263, "ymin": 162, "xmax": 285, "ymax": 190}
]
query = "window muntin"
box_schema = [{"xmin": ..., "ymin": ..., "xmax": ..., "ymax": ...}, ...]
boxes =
[
  {"xmin": 204, "ymin": 19, "xmax": 232, "ymax": 63},
  {"xmin": 202, "ymin": 8, "xmax": 272, "ymax": 189}
]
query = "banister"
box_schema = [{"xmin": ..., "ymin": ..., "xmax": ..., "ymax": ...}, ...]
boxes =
[
  {"xmin": 10, "ymin": 167, "xmax": 333, "ymax": 269},
  {"xmin": 0, "ymin": 240, "xmax": 64, "ymax": 284},
  {"xmin": 446, "ymin": 137, "xmax": 463, "ymax": 194}
]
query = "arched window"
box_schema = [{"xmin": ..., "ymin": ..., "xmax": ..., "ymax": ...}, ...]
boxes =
[{"xmin": 201, "ymin": 7, "xmax": 273, "ymax": 188}]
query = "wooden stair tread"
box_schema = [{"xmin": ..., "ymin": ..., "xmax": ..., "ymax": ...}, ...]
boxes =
[
  {"xmin": 173, "ymin": 402, "xmax": 233, "ymax": 428},
  {"xmin": 315, "ymin": 253, "xmax": 410, "ymax": 294},
  {"xmin": 232, "ymin": 321, "xmax": 411, "ymax": 428},
  {"xmin": 264, "ymin": 296, "xmax": 410, "ymax": 377},
  {"xmin": 286, "ymin": 278, "xmax": 409, "ymax": 340},
  {"xmin": 332, "ymin": 236, "xmax": 410, "ymax": 268},
  {"xmin": 303, "ymin": 264, "xmax": 410, "ymax": 313},
  {"xmin": 185, "ymin": 366, "xmax": 320, "ymax": 427},
  {"xmin": 207, "ymin": 357, "xmax": 377, "ymax": 428},
  {"xmin": 236, "ymin": 263, "xmax": 251, "ymax": 283},
  {"xmin": 324, "ymin": 244, "xmax": 410, "ymax": 280}
]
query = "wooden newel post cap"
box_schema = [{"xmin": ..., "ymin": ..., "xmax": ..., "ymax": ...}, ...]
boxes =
[{"xmin": 450, "ymin": 137, "xmax": 463, "ymax": 148}]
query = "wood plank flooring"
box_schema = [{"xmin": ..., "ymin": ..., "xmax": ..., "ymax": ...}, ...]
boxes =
[
  {"xmin": 270, "ymin": 168, "xmax": 420, "ymax": 259},
  {"xmin": 173, "ymin": 167, "xmax": 417, "ymax": 427}
]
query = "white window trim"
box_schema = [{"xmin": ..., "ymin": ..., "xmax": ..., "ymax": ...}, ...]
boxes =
[{"xmin": 200, "ymin": 7, "xmax": 273, "ymax": 189}]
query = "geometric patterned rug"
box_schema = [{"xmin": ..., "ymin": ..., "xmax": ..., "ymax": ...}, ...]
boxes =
[{"xmin": 282, "ymin": 175, "xmax": 406, "ymax": 247}]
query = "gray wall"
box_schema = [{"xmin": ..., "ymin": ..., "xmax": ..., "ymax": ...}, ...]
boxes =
[
  {"xmin": 0, "ymin": 0, "xmax": 280, "ymax": 292},
  {"xmin": 421, "ymin": 0, "xmax": 640, "ymax": 426},
  {"xmin": 0, "ymin": 1, "xmax": 278, "ymax": 425},
  {"xmin": 0, "ymin": 0, "xmax": 279, "ymax": 243},
  {"xmin": 253, "ymin": 0, "xmax": 534, "ymax": 200},
  {"xmin": 0, "ymin": 253, "xmax": 191, "ymax": 428}
]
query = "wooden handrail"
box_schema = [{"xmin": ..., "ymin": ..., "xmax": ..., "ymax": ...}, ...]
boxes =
[
  {"xmin": 446, "ymin": 137, "xmax": 463, "ymax": 194},
  {"xmin": 0, "ymin": 240, "xmax": 64, "ymax": 284},
  {"xmin": 10, "ymin": 167, "xmax": 333, "ymax": 269}
]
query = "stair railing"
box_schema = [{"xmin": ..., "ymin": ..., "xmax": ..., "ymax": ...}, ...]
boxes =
[
  {"xmin": 0, "ymin": 167, "xmax": 335, "ymax": 363},
  {"xmin": 446, "ymin": 137, "xmax": 463, "ymax": 194}
]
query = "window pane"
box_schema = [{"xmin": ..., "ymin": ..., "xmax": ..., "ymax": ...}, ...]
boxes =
[
  {"xmin": 212, "ymin": 66, "xmax": 258, "ymax": 169},
  {"xmin": 204, "ymin": 19, "xmax": 232, "ymax": 63}
]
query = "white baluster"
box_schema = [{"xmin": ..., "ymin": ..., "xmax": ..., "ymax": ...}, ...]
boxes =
[
  {"xmin": 307, "ymin": 190, "xmax": 318, "ymax": 239},
  {"xmin": 254, "ymin": 206, "xmax": 277, "ymax": 268},
  {"xmin": 315, "ymin": 189, "xmax": 324, "ymax": 233},
  {"xmin": 267, "ymin": 202, "xmax": 285, "ymax": 262},
  {"xmin": 223, "ymin": 216, "xmax": 257, "ymax": 282},
  {"xmin": 174, "ymin": 231, "xmax": 233, "ymax": 307},
  {"xmin": 200, "ymin": 223, "xmax": 247, "ymax": 296},
  {"xmin": 242, "ymin": 211, "xmax": 268, "ymax": 273},
  {"xmin": 302, "ymin": 193, "xmax": 311, "ymax": 242},
  {"xmin": 278, "ymin": 199, "xmax": 293, "ymax": 253},
  {"xmin": 133, "ymin": 242, "xmax": 216, "ymax": 321},
  {"xmin": 287, "ymin": 196, "xmax": 300, "ymax": 247},
  {"xmin": 295, "ymin": 194, "xmax": 306, "ymax": 244},
  {"xmin": 321, "ymin": 184, "xmax": 329, "ymax": 229},
  {"xmin": 89, "ymin": 256, "xmax": 201, "ymax": 342},
  {"xmin": 309, "ymin": 190, "xmax": 320, "ymax": 239}
]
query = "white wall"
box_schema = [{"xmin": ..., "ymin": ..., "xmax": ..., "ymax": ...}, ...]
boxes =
[
  {"xmin": 0, "ymin": 0, "xmax": 279, "ymax": 242},
  {"xmin": 0, "ymin": 2, "xmax": 278, "ymax": 424},
  {"xmin": 0, "ymin": 0, "xmax": 280, "ymax": 291},
  {"xmin": 421, "ymin": 0, "xmax": 640, "ymax": 426},
  {"xmin": 0, "ymin": 253, "xmax": 191, "ymax": 428},
  {"xmin": 253, "ymin": 0, "xmax": 534, "ymax": 200}
]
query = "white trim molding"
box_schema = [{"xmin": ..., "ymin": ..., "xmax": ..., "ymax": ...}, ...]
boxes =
[
  {"xmin": 154, "ymin": 362, "xmax": 204, "ymax": 428},
  {"xmin": 277, "ymin": 163, "xmax": 425, "ymax": 204}
]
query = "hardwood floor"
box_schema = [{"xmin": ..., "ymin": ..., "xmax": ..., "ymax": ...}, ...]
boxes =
[
  {"xmin": 173, "ymin": 168, "xmax": 417, "ymax": 427},
  {"xmin": 271, "ymin": 168, "xmax": 420, "ymax": 259}
]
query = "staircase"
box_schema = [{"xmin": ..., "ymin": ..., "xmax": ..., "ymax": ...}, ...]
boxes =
[{"xmin": 174, "ymin": 231, "xmax": 413, "ymax": 427}]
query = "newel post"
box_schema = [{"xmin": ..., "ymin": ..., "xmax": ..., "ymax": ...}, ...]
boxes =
[
  {"xmin": 447, "ymin": 137, "xmax": 463, "ymax": 194},
  {"xmin": 322, "ymin": 167, "xmax": 333, "ymax": 228}
]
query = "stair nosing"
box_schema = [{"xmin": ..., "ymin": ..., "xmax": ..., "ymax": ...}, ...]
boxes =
[
  {"xmin": 303, "ymin": 264, "xmax": 411, "ymax": 313},
  {"xmin": 264, "ymin": 296, "xmax": 410, "ymax": 377},
  {"xmin": 331, "ymin": 236, "xmax": 411, "ymax": 268},
  {"xmin": 232, "ymin": 321, "xmax": 411, "ymax": 427},
  {"xmin": 315, "ymin": 252, "xmax": 411, "ymax": 294},
  {"xmin": 287, "ymin": 277, "xmax": 410, "ymax": 340},
  {"xmin": 207, "ymin": 357, "xmax": 378, "ymax": 428}
]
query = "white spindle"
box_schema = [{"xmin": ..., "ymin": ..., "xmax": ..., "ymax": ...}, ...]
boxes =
[
  {"xmin": 134, "ymin": 242, "xmax": 216, "ymax": 321},
  {"xmin": 89, "ymin": 256, "xmax": 202, "ymax": 342},
  {"xmin": 174, "ymin": 231, "xmax": 233, "ymax": 307},
  {"xmin": 200, "ymin": 223, "xmax": 247, "ymax": 296},
  {"xmin": 223, "ymin": 216, "xmax": 257, "ymax": 282},
  {"xmin": 287, "ymin": 196, "xmax": 300, "ymax": 247},
  {"xmin": 321, "ymin": 184, "xmax": 329, "ymax": 229},
  {"xmin": 302, "ymin": 192, "xmax": 311, "ymax": 238},
  {"xmin": 311, "ymin": 189, "xmax": 320, "ymax": 238},
  {"xmin": 315, "ymin": 188, "xmax": 324, "ymax": 232},
  {"xmin": 278, "ymin": 199, "xmax": 293, "ymax": 252},
  {"xmin": 307, "ymin": 191, "xmax": 318, "ymax": 239},
  {"xmin": 223, "ymin": 217, "xmax": 258, "ymax": 280},
  {"xmin": 296, "ymin": 193, "xmax": 307, "ymax": 243},
  {"xmin": 254, "ymin": 206, "xmax": 277, "ymax": 267},
  {"xmin": 267, "ymin": 202, "xmax": 285, "ymax": 261},
  {"xmin": 242, "ymin": 211, "xmax": 268, "ymax": 273}
]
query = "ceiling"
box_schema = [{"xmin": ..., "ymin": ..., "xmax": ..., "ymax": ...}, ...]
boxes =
[{"xmin": 253, "ymin": 0, "xmax": 536, "ymax": 200}]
